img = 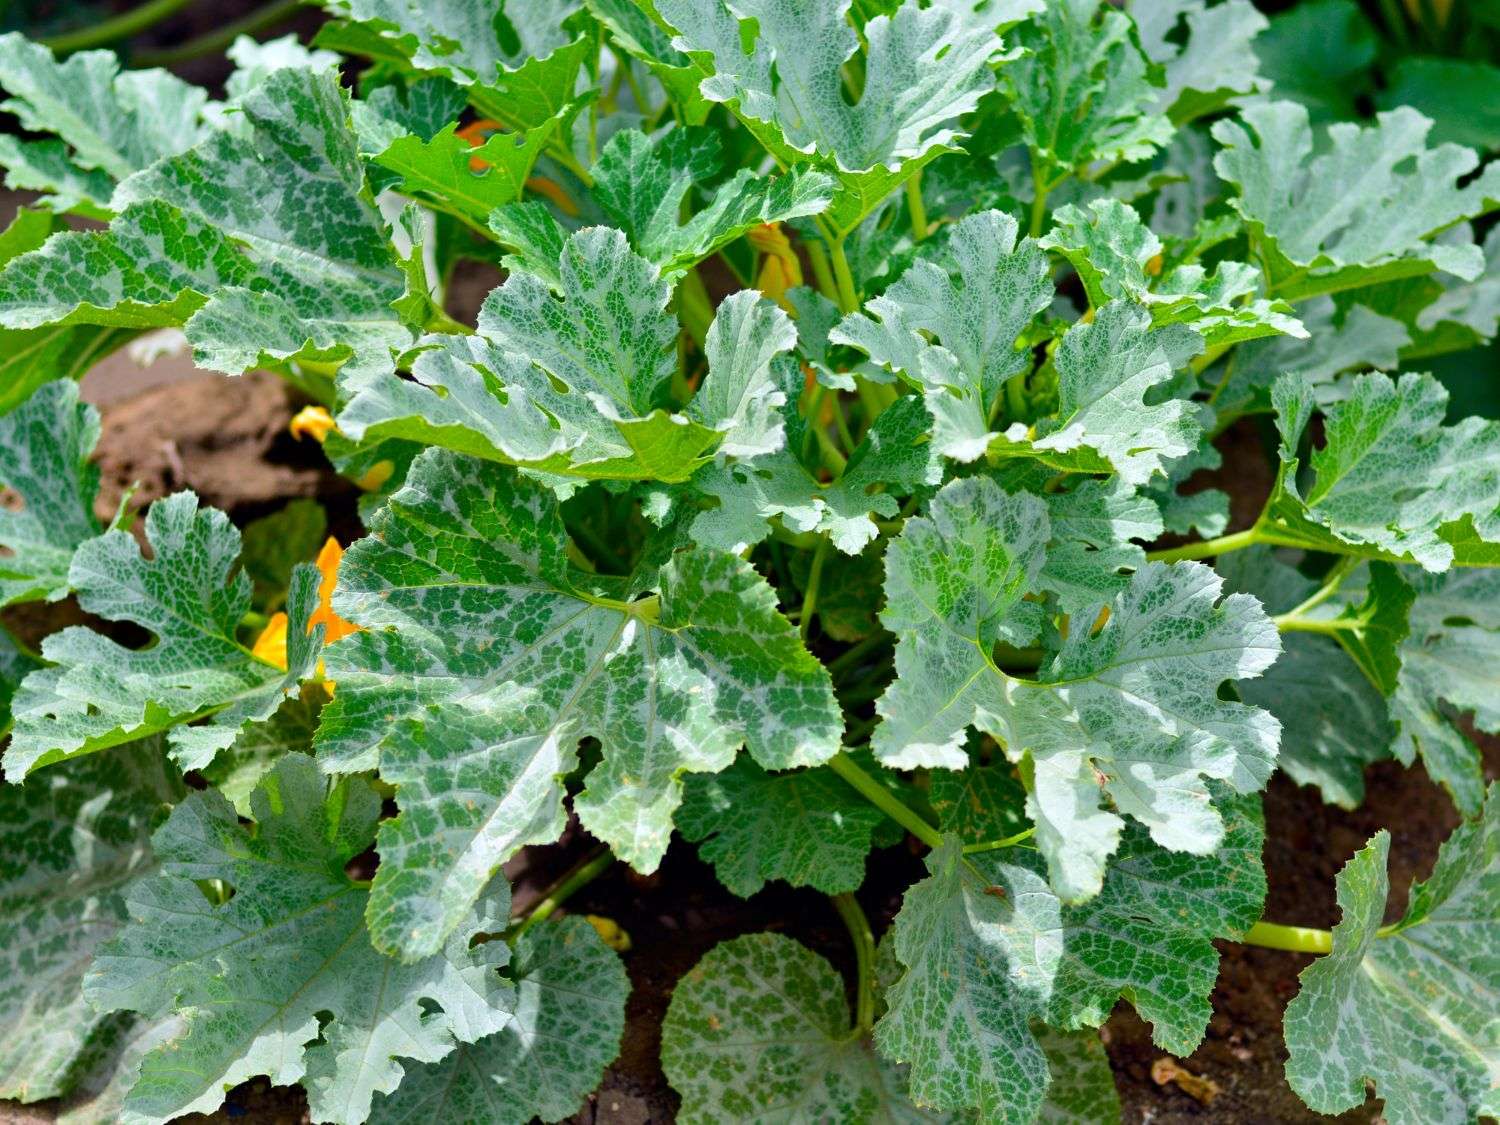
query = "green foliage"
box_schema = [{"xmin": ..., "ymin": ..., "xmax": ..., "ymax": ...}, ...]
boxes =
[
  {"xmin": 0, "ymin": 4, "xmax": 1497, "ymax": 1121},
  {"xmin": 1284, "ymin": 788, "xmax": 1499, "ymax": 1125}
]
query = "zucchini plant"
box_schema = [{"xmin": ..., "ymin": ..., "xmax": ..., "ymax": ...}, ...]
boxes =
[{"xmin": 0, "ymin": 1, "xmax": 1496, "ymax": 1122}]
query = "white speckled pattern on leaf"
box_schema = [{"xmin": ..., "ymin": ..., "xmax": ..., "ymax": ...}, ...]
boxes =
[{"xmin": 317, "ymin": 449, "xmax": 841, "ymax": 961}]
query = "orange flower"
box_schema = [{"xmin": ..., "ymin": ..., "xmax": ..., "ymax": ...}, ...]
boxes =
[{"xmin": 251, "ymin": 538, "xmax": 360, "ymax": 692}]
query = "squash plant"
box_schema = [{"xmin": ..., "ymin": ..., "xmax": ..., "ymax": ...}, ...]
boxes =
[{"xmin": 0, "ymin": 1, "xmax": 1497, "ymax": 1122}]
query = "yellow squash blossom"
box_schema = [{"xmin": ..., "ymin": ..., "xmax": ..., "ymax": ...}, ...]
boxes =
[
  {"xmin": 748, "ymin": 222, "xmax": 802, "ymax": 310},
  {"xmin": 251, "ymin": 537, "xmax": 360, "ymax": 691}
]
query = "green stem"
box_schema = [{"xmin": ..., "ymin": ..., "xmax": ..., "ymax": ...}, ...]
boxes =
[
  {"xmin": 831, "ymin": 395, "xmax": 858, "ymax": 455},
  {"xmin": 1275, "ymin": 615, "xmax": 1356, "ymax": 637},
  {"xmin": 1282, "ymin": 556, "xmax": 1358, "ymax": 620},
  {"xmin": 813, "ymin": 426, "xmax": 848, "ymax": 476},
  {"xmin": 833, "ymin": 893, "xmax": 877, "ymax": 1034},
  {"xmin": 827, "ymin": 631, "xmax": 891, "ymax": 680},
  {"xmin": 829, "ymin": 752, "xmax": 943, "ymax": 849},
  {"xmin": 800, "ymin": 538, "xmax": 831, "ymax": 641},
  {"xmin": 828, "ymin": 232, "xmax": 860, "ymax": 314},
  {"xmin": 133, "ymin": 0, "xmax": 305, "ymax": 65},
  {"xmin": 510, "ymin": 844, "xmax": 614, "ymax": 939},
  {"xmin": 805, "ymin": 239, "xmax": 840, "ymax": 306},
  {"xmin": 43, "ymin": 0, "xmax": 195, "ymax": 52},
  {"xmin": 1029, "ymin": 154, "xmax": 1053, "ymax": 239},
  {"xmin": 676, "ymin": 267, "xmax": 714, "ymax": 351},
  {"xmin": 905, "ymin": 171, "xmax": 929, "ymax": 242},
  {"xmin": 963, "ymin": 827, "xmax": 1036, "ymax": 854},
  {"xmin": 1241, "ymin": 920, "xmax": 1332, "ymax": 955},
  {"xmin": 802, "ymin": 383, "xmax": 827, "ymax": 464},
  {"xmin": 1003, "ymin": 371, "xmax": 1028, "ymax": 426},
  {"xmin": 1145, "ymin": 527, "xmax": 1261, "ymax": 563}
]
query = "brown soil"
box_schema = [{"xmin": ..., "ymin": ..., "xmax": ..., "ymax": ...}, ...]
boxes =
[{"xmin": 4, "ymin": 355, "xmax": 1496, "ymax": 1125}]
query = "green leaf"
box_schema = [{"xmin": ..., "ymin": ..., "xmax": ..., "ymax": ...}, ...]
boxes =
[
  {"xmin": 1266, "ymin": 371, "xmax": 1500, "ymax": 571},
  {"xmin": 0, "ymin": 626, "xmax": 37, "ymax": 732},
  {"xmin": 319, "ymin": 1, "xmax": 588, "ymax": 132},
  {"xmin": 1039, "ymin": 198, "xmax": 1302, "ymax": 348},
  {"xmin": 568, "ymin": 126, "xmax": 833, "ymax": 275},
  {"xmin": 1143, "ymin": 434, "xmax": 1229, "ymax": 539},
  {"xmin": 1283, "ymin": 790, "xmax": 1499, "ymax": 1125},
  {"xmin": 1212, "ymin": 101, "xmax": 1500, "ymax": 300},
  {"xmin": 1209, "ymin": 296, "xmax": 1408, "ymax": 417},
  {"xmin": 679, "ymin": 755, "xmax": 890, "ymax": 897},
  {"xmin": 1219, "ymin": 548, "xmax": 1394, "ymax": 808},
  {"xmin": 874, "ymin": 477, "xmax": 1279, "ymax": 900},
  {"xmin": 0, "ymin": 379, "xmax": 107, "ymax": 607},
  {"xmin": 1129, "ymin": 0, "xmax": 1268, "ymax": 123},
  {"xmin": 53, "ymin": 1015, "xmax": 185, "ymax": 1125},
  {"xmin": 321, "ymin": 0, "xmax": 580, "ymax": 84},
  {"xmin": 0, "ymin": 740, "xmax": 179, "ymax": 1103},
  {"xmin": 340, "ymin": 233, "xmax": 794, "ymax": 484},
  {"xmin": 370, "ymin": 118, "xmax": 559, "ymax": 229},
  {"xmin": 584, "ymin": 0, "xmax": 710, "ymax": 124},
  {"xmin": 84, "ymin": 754, "xmax": 514, "ymax": 1125},
  {"xmin": 831, "ymin": 209, "xmax": 1053, "ymax": 462},
  {"xmin": 1030, "ymin": 473, "xmax": 1164, "ymax": 617},
  {"xmin": 223, "ymin": 32, "xmax": 341, "ymax": 100},
  {"xmin": 1003, "ymin": 0, "xmax": 1174, "ymax": 177},
  {"xmin": 201, "ymin": 690, "xmax": 326, "ymax": 818},
  {"xmin": 0, "ymin": 33, "xmax": 209, "ymax": 216},
  {"xmin": 990, "ymin": 301, "xmax": 1205, "ymax": 486},
  {"xmin": 1034, "ymin": 1028, "xmax": 1121, "ymax": 1124},
  {"xmin": 877, "ymin": 796, "xmax": 1263, "ymax": 1117},
  {"xmin": 0, "ymin": 68, "xmax": 412, "ymax": 382},
  {"xmin": 662, "ymin": 932, "xmax": 938, "ymax": 1123},
  {"xmin": 317, "ymin": 449, "xmax": 841, "ymax": 959},
  {"xmin": 5, "ymin": 495, "xmax": 323, "ymax": 777},
  {"xmin": 1412, "ymin": 227, "xmax": 1500, "ymax": 353},
  {"xmin": 1378, "ymin": 57, "xmax": 1500, "ymax": 153},
  {"xmin": 1251, "ymin": 0, "xmax": 1374, "ymax": 123},
  {"xmin": 652, "ymin": 0, "xmax": 1002, "ymax": 234},
  {"xmin": 370, "ymin": 915, "xmax": 628, "ymax": 1125},
  {"xmin": 1390, "ymin": 568, "xmax": 1500, "ymax": 817},
  {"xmin": 691, "ymin": 391, "xmax": 939, "ymax": 556},
  {"xmin": 1321, "ymin": 562, "xmax": 1415, "ymax": 697},
  {"xmin": 238, "ymin": 498, "xmax": 328, "ymax": 612},
  {"xmin": 928, "ymin": 757, "xmax": 1030, "ymax": 845},
  {"xmin": 0, "ymin": 207, "xmax": 136, "ymax": 414}
]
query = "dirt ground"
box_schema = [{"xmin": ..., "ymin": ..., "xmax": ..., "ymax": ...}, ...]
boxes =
[{"xmin": 1, "ymin": 192, "xmax": 1495, "ymax": 1123}]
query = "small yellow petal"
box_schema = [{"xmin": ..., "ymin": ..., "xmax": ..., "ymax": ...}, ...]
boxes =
[
  {"xmin": 585, "ymin": 914, "xmax": 632, "ymax": 953},
  {"xmin": 251, "ymin": 612, "xmax": 290, "ymax": 671},
  {"xmin": 355, "ymin": 459, "xmax": 394, "ymax": 493},
  {"xmin": 289, "ymin": 405, "xmax": 338, "ymax": 444}
]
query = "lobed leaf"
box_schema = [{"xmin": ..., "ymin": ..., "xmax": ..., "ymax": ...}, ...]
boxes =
[
  {"xmin": 0, "ymin": 380, "xmax": 107, "ymax": 607},
  {"xmin": 317, "ymin": 449, "xmax": 841, "ymax": 959},
  {"xmin": 1283, "ymin": 789, "xmax": 1499, "ymax": 1124},
  {"xmin": 370, "ymin": 916, "xmax": 628, "ymax": 1125},
  {"xmin": 874, "ymin": 477, "xmax": 1279, "ymax": 900},
  {"xmin": 0, "ymin": 741, "xmax": 179, "ymax": 1103},
  {"xmin": 662, "ymin": 932, "xmax": 937, "ymax": 1123},
  {"xmin": 84, "ymin": 754, "xmax": 514, "ymax": 1125},
  {"xmin": 5, "ymin": 494, "xmax": 322, "ymax": 777},
  {"xmin": 1267, "ymin": 371, "xmax": 1500, "ymax": 571},
  {"xmin": 1212, "ymin": 101, "xmax": 1500, "ymax": 300}
]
